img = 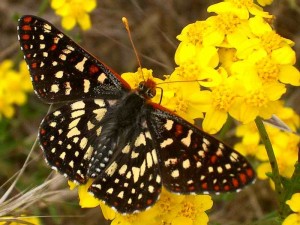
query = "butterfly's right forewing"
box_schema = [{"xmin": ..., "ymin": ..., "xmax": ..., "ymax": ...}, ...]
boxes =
[{"xmin": 18, "ymin": 15, "xmax": 131, "ymax": 103}]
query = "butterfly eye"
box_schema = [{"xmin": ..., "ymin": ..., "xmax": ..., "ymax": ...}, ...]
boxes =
[{"xmin": 147, "ymin": 88, "xmax": 156, "ymax": 98}]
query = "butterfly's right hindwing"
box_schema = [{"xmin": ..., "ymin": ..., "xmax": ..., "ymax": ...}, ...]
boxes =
[{"xmin": 18, "ymin": 15, "xmax": 131, "ymax": 103}]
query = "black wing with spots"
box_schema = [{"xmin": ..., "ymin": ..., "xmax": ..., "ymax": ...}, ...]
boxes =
[
  {"xmin": 18, "ymin": 15, "xmax": 130, "ymax": 103},
  {"xmin": 148, "ymin": 105, "xmax": 256, "ymax": 194}
]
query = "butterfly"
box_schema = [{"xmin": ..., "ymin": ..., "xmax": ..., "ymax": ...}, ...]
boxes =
[{"xmin": 18, "ymin": 15, "xmax": 255, "ymax": 214}]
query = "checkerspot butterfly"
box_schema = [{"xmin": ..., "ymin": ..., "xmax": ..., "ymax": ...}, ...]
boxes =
[{"xmin": 18, "ymin": 15, "xmax": 255, "ymax": 214}]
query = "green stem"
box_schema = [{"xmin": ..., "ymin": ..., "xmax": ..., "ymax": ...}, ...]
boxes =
[{"xmin": 255, "ymin": 117, "xmax": 284, "ymax": 217}]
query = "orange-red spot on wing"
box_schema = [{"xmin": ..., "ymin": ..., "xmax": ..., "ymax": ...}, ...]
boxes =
[
  {"xmin": 89, "ymin": 64, "xmax": 99, "ymax": 74},
  {"xmin": 40, "ymin": 128, "xmax": 46, "ymax": 135},
  {"xmin": 188, "ymin": 185, "xmax": 195, "ymax": 191},
  {"xmin": 147, "ymin": 199, "xmax": 153, "ymax": 205},
  {"xmin": 50, "ymin": 44, "xmax": 57, "ymax": 51},
  {"xmin": 246, "ymin": 168, "xmax": 254, "ymax": 178},
  {"xmin": 232, "ymin": 178, "xmax": 239, "ymax": 188},
  {"xmin": 214, "ymin": 185, "xmax": 220, "ymax": 191},
  {"xmin": 210, "ymin": 155, "xmax": 217, "ymax": 164},
  {"xmin": 22, "ymin": 34, "xmax": 30, "ymax": 40},
  {"xmin": 23, "ymin": 44, "xmax": 29, "ymax": 50},
  {"xmin": 239, "ymin": 173, "xmax": 247, "ymax": 184},
  {"xmin": 224, "ymin": 185, "xmax": 230, "ymax": 191},
  {"xmin": 23, "ymin": 16, "xmax": 33, "ymax": 23},
  {"xmin": 22, "ymin": 25, "xmax": 31, "ymax": 31},
  {"xmin": 202, "ymin": 182, "xmax": 208, "ymax": 190},
  {"xmin": 175, "ymin": 124, "xmax": 183, "ymax": 137},
  {"xmin": 31, "ymin": 62, "xmax": 37, "ymax": 69}
]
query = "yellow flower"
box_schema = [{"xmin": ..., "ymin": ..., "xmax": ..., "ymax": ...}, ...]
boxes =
[
  {"xmin": 283, "ymin": 193, "xmax": 300, "ymax": 225},
  {"xmin": 51, "ymin": 0, "xmax": 96, "ymax": 30},
  {"xmin": 201, "ymin": 75, "xmax": 240, "ymax": 134},
  {"xmin": 170, "ymin": 195, "xmax": 213, "ymax": 225},
  {"xmin": 230, "ymin": 80, "xmax": 286, "ymax": 123},
  {"xmin": 235, "ymin": 102, "xmax": 300, "ymax": 181},
  {"xmin": 0, "ymin": 60, "xmax": 32, "ymax": 119},
  {"xmin": 0, "ymin": 215, "xmax": 40, "ymax": 225},
  {"xmin": 205, "ymin": 13, "xmax": 251, "ymax": 48},
  {"xmin": 207, "ymin": 0, "xmax": 272, "ymax": 20}
]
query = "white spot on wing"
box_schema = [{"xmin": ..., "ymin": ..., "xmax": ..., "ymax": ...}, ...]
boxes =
[
  {"xmin": 134, "ymin": 133, "xmax": 146, "ymax": 147},
  {"xmin": 160, "ymin": 138, "xmax": 173, "ymax": 148},
  {"xmin": 106, "ymin": 162, "xmax": 118, "ymax": 176},
  {"xmin": 75, "ymin": 57, "xmax": 87, "ymax": 72},
  {"xmin": 181, "ymin": 130, "xmax": 193, "ymax": 147}
]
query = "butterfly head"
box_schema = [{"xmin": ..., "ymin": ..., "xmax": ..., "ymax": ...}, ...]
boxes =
[{"xmin": 137, "ymin": 79, "xmax": 157, "ymax": 99}]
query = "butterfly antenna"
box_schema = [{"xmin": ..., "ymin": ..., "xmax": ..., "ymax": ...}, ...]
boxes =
[{"xmin": 122, "ymin": 17, "xmax": 145, "ymax": 81}]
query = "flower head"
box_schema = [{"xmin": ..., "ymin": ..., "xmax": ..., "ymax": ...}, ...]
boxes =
[
  {"xmin": 51, "ymin": 0, "xmax": 96, "ymax": 30},
  {"xmin": 0, "ymin": 60, "xmax": 32, "ymax": 119}
]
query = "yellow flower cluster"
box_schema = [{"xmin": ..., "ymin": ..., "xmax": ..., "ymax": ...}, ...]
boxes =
[
  {"xmin": 171, "ymin": 0, "xmax": 299, "ymax": 134},
  {"xmin": 50, "ymin": 0, "xmax": 96, "ymax": 30},
  {"xmin": 0, "ymin": 60, "xmax": 32, "ymax": 119},
  {"xmin": 66, "ymin": 0, "xmax": 299, "ymax": 223},
  {"xmin": 283, "ymin": 193, "xmax": 300, "ymax": 225},
  {"xmin": 70, "ymin": 180, "xmax": 213, "ymax": 225},
  {"xmin": 234, "ymin": 101, "xmax": 300, "ymax": 182}
]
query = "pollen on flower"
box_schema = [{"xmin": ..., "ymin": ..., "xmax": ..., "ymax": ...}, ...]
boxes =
[
  {"xmin": 260, "ymin": 32, "xmax": 285, "ymax": 54},
  {"xmin": 256, "ymin": 58, "xmax": 280, "ymax": 82},
  {"xmin": 179, "ymin": 21, "xmax": 208, "ymax": 46},
  {"xmin": 214, "ymin": 13, "xmax": 241, "ymax": 35},
  {"xmin": 245, "ymin": 89, "xmax": 267, "ymax": 108},
  {"xmin": 180, "ymin": 201, "xmax": 196, "ymax": 218},
  {"xmin": 230, "ymin": 0, "xmax": 254, "ymax": 8},
  {"xmin": 211, "ymin": 86, "xmax": 236, "ymax": 111},
  {"xmin": 174, "ymin": 95, "xmax": 189, "ymax": 114}
]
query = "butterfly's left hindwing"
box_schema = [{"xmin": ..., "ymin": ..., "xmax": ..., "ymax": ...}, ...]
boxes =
[
  {"xmin": 18, "ymin": 15, "xmax": 130, "ymax": 103},
  {"xmin": 39, "ymin": 99, "xmax": 114, "ymax": 183},
  {"xmin": 147, "ymin": 105, "xmax": 255, "ymax": 194}
]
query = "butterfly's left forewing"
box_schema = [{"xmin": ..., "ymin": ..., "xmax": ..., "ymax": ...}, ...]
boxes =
[
  {"xmin": 18, "ymin": 15, "xmax": 130, "ymax": 103},
  {"xmin": 147, "ymin": 105, "xmax": 255, "ymax": 194}
]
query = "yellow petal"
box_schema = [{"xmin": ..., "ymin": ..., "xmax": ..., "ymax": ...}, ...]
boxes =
[
  {"xmin": 230, "ymin": 98, "xmax": 259, "ymax": 124},
  {"xmin": 195, "ymin": 46, "xmax": 219, "ymax": 68},
  {"xmin": 282, "ymin": 213, "xmax": 300, "ymax": 225},
  {"xmin": 51, "ymin": 0, "xmax": 66, "ymax": 9},
  {"xmin": 99, "ymin": 202, "xmax": 116, "ymax": 220},
  {"xmin": 248, "ymin": 16, "xmax": 272, "ymax": 36},
  {"xmin": 272, "ymin": 46, "xmax": 296, "ymax": 65},
  {"xmin": 78, "ymin": 180, "xmax": 101, "ymax": 208},
  {"xmin": 68, "ymin": 180, "xmax": 78, "ymax": 190},
  {"xmin": 202, "ymin": 108, "xmax": 228, "ymax": 134},
  {"xmin": 62, "ymin": 16, "xmax": 76, "ymax": 30},
  {"xmin": 77, "ymin": 13, "xmax": 92, "ymax": 30},
  {"xmin": 279, "ymin": 65, "xmax": 300, "ymax": 86},
  {"xmin": 84, "ymin": 0, "xmax": 97, "ymax": 12},
  {"xmin": 257, "ymin": 162, "xmax": 271, "ymax": 179},
  {"xmin": 172, "ymin": 216, "xmax": 193, "ymax": 225},
  {"xmin": 175, "ymin": 42, "xmax": 197, "ymax": 65},
  {"xmin": 286, "ymin": 193, "xmax": 300, "ymax": 213}
]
